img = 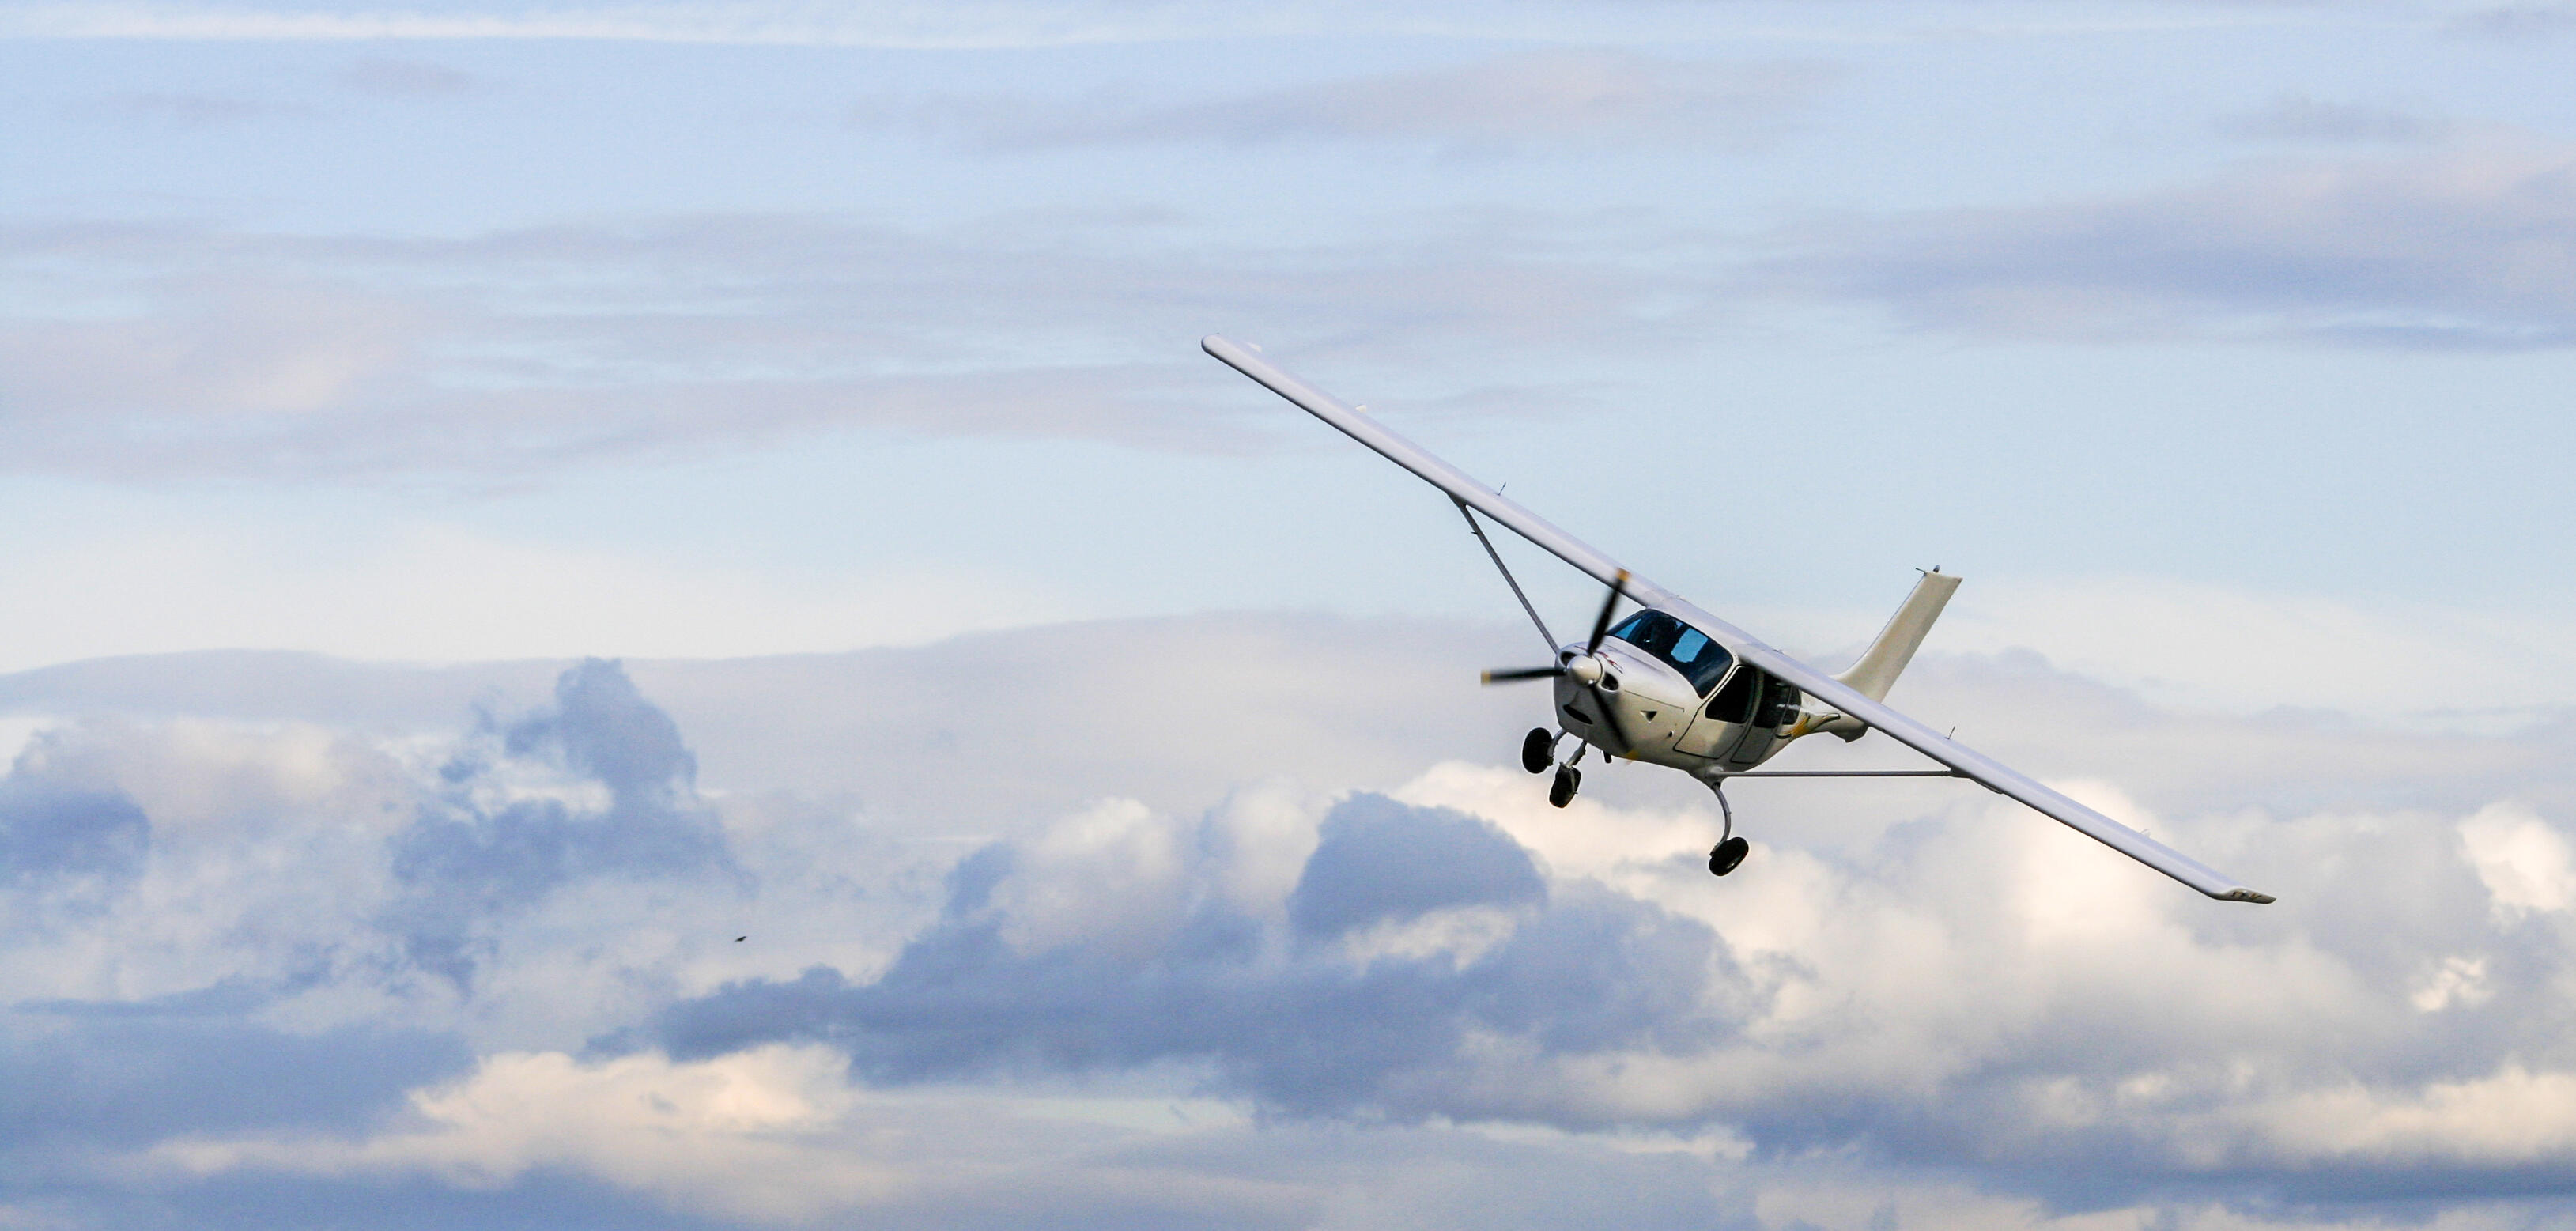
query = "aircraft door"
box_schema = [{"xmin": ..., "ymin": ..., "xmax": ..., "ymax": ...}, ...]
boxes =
[
  {"xmin": 1678, "ymin": 664, "xmax": 1758, "ymax": 761},
  {"xmin": 1724, "ymin": 673, "xmax": 1803, "ymax": 767}
]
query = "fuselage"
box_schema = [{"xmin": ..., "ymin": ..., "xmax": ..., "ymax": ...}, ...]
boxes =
[{"xmin": 1552, "ymin": 608, "xmax": 1810, "ymax": 779}]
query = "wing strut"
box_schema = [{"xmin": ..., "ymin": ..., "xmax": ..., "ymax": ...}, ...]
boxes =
[{"xmin": 1455, "ymin": 498, "xmax": 1558, "ymax": 657}]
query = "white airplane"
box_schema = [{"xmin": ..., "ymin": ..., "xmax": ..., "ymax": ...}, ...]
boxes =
[{"xmin": 1203, "ymin": 335, "xmax": 2272, "ymax": 904}]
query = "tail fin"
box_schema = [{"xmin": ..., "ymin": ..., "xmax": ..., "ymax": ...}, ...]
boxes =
[{"xmin": 1834, "ymin": 568, "xmax": 1961, "ymax": 702}]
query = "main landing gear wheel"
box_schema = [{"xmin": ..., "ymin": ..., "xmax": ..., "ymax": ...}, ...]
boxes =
[
  {"xmin": 1705, "ymin": 779, "xmax": 1747, "ymax": 876},
  {"xmin": 1547, "ymin": 765, "xmax": 1581, "ymax": 809},
  {"xmin": 1521, "ymin": 728, "xmax": 1554, "ymax": 775},
  {"xmin": 1708, "ymin": 836, "xmax": 1749, "ymax": 877}
]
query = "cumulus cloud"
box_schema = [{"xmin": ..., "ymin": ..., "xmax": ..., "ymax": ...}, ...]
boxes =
[
  {"xmin": 387, "ymin": 659, "xmax": 739, "ymax": 988},
  {"xmin": 863, "ymin": 51, "xmax": 1836, "ymax": 151},
  {"xmin": 649, "ymin": 791, "xmax": 1732, "ymax": 1122},
  {"xmin": 1756, "ymin": 142, "xmax": 2576, "ymax": 348},
  {"xmin": 0, "ymin": 656, "xmax": 781, "ymax": 1033},
  {"xmin": 9, "ymin": 621, "xmax": 2576, "ymax": 1225}
]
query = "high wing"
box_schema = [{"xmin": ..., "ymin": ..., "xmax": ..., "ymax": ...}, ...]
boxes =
[{"xmin": 1203, "ymin": 334, "xmax": 2273, "ymax": 904}]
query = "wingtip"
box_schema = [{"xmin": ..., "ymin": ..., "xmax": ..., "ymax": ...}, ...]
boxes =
[{"xmin": 2219, "ymin": 888, "xmax": 2277, "ymax": 904}]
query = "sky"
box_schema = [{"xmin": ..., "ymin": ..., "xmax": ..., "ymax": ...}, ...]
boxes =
[{"xmin": 5, "ymin": 1, "xmax": 2576, "ymax": 1227}]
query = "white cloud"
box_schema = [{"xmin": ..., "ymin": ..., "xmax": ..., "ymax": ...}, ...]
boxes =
[
  {"xmin": 2461, "ymin": 802, "xmax": 2576, "ymax": 915},
  {"xmin": 2410, "ymin": 953, "xmax": 2491, "ymax": 1010},
  {"xmin": 2236, "ymin": 1065, "xmax": 2576, "ymax": 1167},
  {"xmin": 991, "ymin": 796, "xmax": 1197, "ymax": 958},
  {"xmin": 155, "ymin": 1045, "xmax": 901, "ymax": 1222}
]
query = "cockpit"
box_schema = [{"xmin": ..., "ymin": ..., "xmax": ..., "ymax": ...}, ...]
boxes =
[{"xmin": 1606, "ymin": 610, "xmax": 1735, "ymax": 695}]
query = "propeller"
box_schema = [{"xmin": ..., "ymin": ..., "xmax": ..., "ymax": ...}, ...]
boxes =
[{"xmin": 1480, "ymin": 571, "xmax": 1634, "ymax": 757}]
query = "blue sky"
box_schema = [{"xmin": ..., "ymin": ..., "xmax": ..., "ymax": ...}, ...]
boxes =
[{"xmin": 6, "ymin": 2, "xmax": 2576, "ymax": 1229}]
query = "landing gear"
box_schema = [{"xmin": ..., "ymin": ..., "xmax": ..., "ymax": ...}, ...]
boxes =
[
  {"xmin": 1705, "ymin": 778, "xmax": 1749, "ymax": 876},
  {"xmin": 1548, "ymin": 764, "xmax": 1582, "ymax": 809},
  {"xmin": 1521, "ymin": 727, "xmax": 1555, "ymax": 775},
  {"xmin": 1709, "ymin": 836, "xmax": 1748, "ymax": 877}
]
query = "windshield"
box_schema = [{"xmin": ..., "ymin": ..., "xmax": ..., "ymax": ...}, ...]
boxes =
[{"xmin": 1607, "ymin": 610, "xmax": 1734, "ymax": 695}]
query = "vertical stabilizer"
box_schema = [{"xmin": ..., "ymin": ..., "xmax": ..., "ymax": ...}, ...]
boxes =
[{"xmin": 1834, "ymin": 569, "xmax": 1961, "ymax": 702}]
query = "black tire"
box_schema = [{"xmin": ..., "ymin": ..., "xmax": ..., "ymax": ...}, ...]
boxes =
[
  {"xmin": 1520, "ymin": 728, "xmax": 1554, "ymax": 775},
  {"xmin": 1708, "ymin": 836, "xmax": 1749, "ymax": 877},
  {"xmin": 1548, "ymin": 765, "xmax": 1579, "ymax": 809}
]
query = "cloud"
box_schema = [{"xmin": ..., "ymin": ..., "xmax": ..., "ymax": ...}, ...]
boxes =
[
  {"xmin": 0, "ymin": 525, "xmax": 1074, "ymax": 671},
  {"xmin": 1286, "ymin": 793, "xmax": 1544, "ymax": 937},
  {"xmin": 2446, "ymin": 4, "xmax": 2576, "ymax": 40},
  {"xmin": 388, "ymin": 659, "xmax": 739, "ymax": 987},
  {"xmin": 0, "ymin": 771, "xmax": 149, "ymax": 889},
  {"xmin": 648, "ymin": 791, "xmax": 1734, "ymax": 1122},
  {"xmin": 865, "ymin": 51, "xmax": 1836, "ymax": 151},
  {"xmin": 2215, "ymin": 95, "xmax": 2450, "ymax": 145},
  {"xmin": 0, "ymin": 215, "xmax": 1679, "ymax": 481},
  {"xmin": 1755, "ymin": 142, "xmax": 2576, "ymax": 349},
  {"xmin": 334, "ymin": 57, "xmax": 478, "ymax": 96},
  {"xmin": 144, "ymin": 1039, "xmax": 1775, "ymax": 1230},
  {"xmin": 153, "ymin": 1045, "xmax": 899, "ymax": 1223},
  {"xmin": 15, "ymin": 618, "xmax": 2576, "ymax": 1223},
  {"xmin": 0, "ymin": 657, "xmax": 763, "ymax": 1030},
  {"xmin": 0, "ymin": 0, "xmax": 1232, "ymax": 48},
  {"xmin": 14, "ymin": 139, "xmax": 2573, "ymax": 490},
  {"xmin": 0, "ymin": 1014, "xmax": 467, "ymax": 1153},
  {"xmin": 2460, "ymin": 802, "xmax": 2576, "ymax": 916}
]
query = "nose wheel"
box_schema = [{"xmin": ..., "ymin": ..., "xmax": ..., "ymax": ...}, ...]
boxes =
[
  {"xmin": 1521, "ymin": 727, "xmax": 1555, "ymax": 775},
  {"xmin": 1525, "ymin": 727, "xmax": 1585, "ymax": 809}
]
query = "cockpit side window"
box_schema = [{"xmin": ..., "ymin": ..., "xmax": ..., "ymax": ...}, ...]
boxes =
[
  {"xmin": 1706, "ymin": 669, "xmax": 1804, "ymax": 728},
  {"xmin": 1607, "ymin": 610, "xmax": 1735, "ymax": 695},
  {"xmin": 1705, "ymin": 667, "xmax": 1757, "ymax": 723}
]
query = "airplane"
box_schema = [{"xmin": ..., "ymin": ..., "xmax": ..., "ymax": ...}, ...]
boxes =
[{"xmin": 1203, "ymin": 335, "xmax": 2272, "ymax": 904}]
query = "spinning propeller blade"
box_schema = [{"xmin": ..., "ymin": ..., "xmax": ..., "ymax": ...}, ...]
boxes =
[
  {"xmin": 1587, "ymin": 676, "xmax": 1631, "ymax": 758},
  {"xmin": 1584, "ymin": 570, "xmax": 1634, "ymax": 756},
  {"xmin": 1481, "ymin": 666, "xmax": 1566, "ymax": 684},
  {"xmin": 1585, "ymin": 570, "xmax": 1630, "ymax": 655}
]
